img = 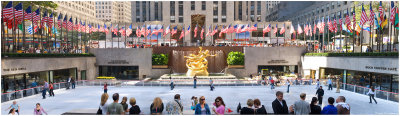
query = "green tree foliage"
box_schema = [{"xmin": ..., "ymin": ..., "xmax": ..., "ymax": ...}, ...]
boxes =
[
  {"xmin": 353, "ymin": 1, "xmax": 388, "ymax": 24},
  {"xmin": 152, "ymin": 54, "xmax": 169, "ymax": 65},
  {"xmin": 227, "ymin": 51, "xmax": 244, "ymax": 65}
]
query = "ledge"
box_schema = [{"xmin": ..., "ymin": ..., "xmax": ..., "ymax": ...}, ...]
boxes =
[
  {"xmin": 1, "ymin": 53, "xmax": 95, "ymax": 58},
  {"xmin": 304, "ymin": 52, "xmax": 398, "ymax": 57}
]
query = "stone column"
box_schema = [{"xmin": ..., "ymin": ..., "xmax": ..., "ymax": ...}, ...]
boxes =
[{"xmin": 336, "ymin": 76, "xmax": 340, "ymax": 93}]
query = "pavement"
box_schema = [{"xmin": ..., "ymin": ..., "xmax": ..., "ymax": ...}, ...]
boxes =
[{"xmin": 1, "ymin": 85, "xmax": 398, "ymax": 115}]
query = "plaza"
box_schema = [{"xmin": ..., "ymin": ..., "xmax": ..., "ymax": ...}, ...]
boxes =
[
  {"xmin": 1, "ymin": 0, "xmax": 400, "ymax": 115},
  {"xmin": 1, "ymin": 85, "xmax": 398, "ymax": 115}
]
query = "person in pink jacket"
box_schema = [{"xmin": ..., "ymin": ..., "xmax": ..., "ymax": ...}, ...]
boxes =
[
  {"xmin": 33, "ymin": 103, "xmax": 47, "ymax": 115},
  {"xmin": 212, "ymin": 96, "xmax": 225, "ymax": 115}
]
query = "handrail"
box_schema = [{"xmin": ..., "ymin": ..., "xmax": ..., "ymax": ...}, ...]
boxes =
[
  {"xmin": 2, "ymin": 81, "xmax": 68, "ymax": 95},
  {"xmin": 343, "ymin": 83, "xmax": 398, "ymax": 94}
]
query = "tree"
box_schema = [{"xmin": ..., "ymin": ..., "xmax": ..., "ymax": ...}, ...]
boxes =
[{"xmin": 2, "ymin": 1, "xmax": 58, "ymax": 12}]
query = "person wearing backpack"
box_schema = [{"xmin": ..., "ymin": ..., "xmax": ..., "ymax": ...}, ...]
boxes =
[{"xmin": 97, "ymin": 93, "xmax": 109, "ymax": 115}]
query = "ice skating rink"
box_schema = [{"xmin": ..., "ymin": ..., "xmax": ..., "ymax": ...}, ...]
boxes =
[{"xmin": 1, "ymin": 85, "xmax": 398, "ymax": 115}]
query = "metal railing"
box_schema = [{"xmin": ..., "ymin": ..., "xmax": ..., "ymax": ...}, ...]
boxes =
[{"xmin": 331, "ymin": 82, "xmax": 399, "ymax": 102}]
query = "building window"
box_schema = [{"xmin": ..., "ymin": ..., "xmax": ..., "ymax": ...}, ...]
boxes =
[
  {"xmin": 191, "ymin": 1, "xmax": 195, "ymax": 10},
  {"xmin": 179, "ymin": 1, "xmax": 183, "ymax": 16},
  {"xmin": 170, "ymin": 16, "xmax": 175, "ymax": 23},
  {"xmin": 142, "ymin": 1, "xmax": 147, "ymax": 21},
  {"xmin": 213, "ymin": 16, "xmax": 218, "ymax": 23},
  {"xmin": 202, "ymin": 1, "xmax": 206, "ymax": 10},
  {"xmin": 155, "ymin": 2, "xmax": 159, "ymax": 20},
  {"xmin": 222, "ymin": 16, "xmax": 226, "ymax": 22},
  {"xmin": 179, "ymin": 16, "xmax": 183, "ymax": 23},
  {"xmin": 239, "ymin": 2, "xmax": 242, "ymax": 20},
  {"xmin": 170, "ymin": 1, "xmax": 175, "ymax": 16},
  {"xmin": 222, "ymin": 1, "xmax": 226, "ymax": 16},
  {"xmin": 257, "ymin": 1, "xmax": 261, "ymax": 16},
  {"xmin": 213, "ymin": 1, "xmax": 218, "ymax": 16}
]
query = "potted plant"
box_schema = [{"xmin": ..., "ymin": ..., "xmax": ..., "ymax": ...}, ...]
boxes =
[
  {"xmin": 227, "ymin": 51, "xmax": 244, "ymax": 68},
  {"xmin": 152, "ymin": 53, "xmax": 169, "ymax": 68}
]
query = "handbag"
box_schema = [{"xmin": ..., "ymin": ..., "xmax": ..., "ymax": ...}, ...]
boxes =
[{"xmin": 96, "ymin": 106, "xmax": 102, "ymax": 115}]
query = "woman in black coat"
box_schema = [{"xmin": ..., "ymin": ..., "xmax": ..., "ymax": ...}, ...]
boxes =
[{"xmin": 309, "ymin": 97, "xmax": 321, "ymax": 114}]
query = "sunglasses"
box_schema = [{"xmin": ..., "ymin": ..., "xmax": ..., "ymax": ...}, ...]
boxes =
[
  {"xmin": 200, "ymin": 99, "xmax": 205, "ymax": 101},
  {"xmin": 215, "ymin": 100, "xmax": 220, "ymax": 102}
]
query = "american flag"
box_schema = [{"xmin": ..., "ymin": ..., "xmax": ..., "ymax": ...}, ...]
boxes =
[
  {"xmin": 263, "ymin": 24, "xmax": 271, "ymax": 37},
  {"xmin": 119, "ymin": 27, "xmax": 125, "ymax": 36},
  {"xmin": 24, "ymin": 6, "xmax": 33, "ymax": 20},
  {"xmin": 370, "ymin": 2, "xmax": 375, "ymax": 25},
  {"xmin": 313, "ymin": 22, "xmax": 317, "ymax": 34},
  {"xmin": 136, "ymin": 27, "xmax": 141, "ymax": 37},
  {"xmin": 390, "ymin": 1, "xmax": 396, "ymax": 25},
  {"xmin": 33, "ymin": 8, "xmax": 40, "ymax": 25},
  {"xmin": 250, "ymin": 23, "xmax": 258, "ymax": 32},
  {"xmin": 206, "ymin": 25, "xmax": 212, "ymax": 37},
  {"xmin": 171, "ymin": 26, "xmax": 177, "ymax": 37},
  {"xmin": 305, "ymin": 23, "xmax": 309, "ymax": 36},
  {"xmin": 297, "ymin": 24, "xmax": 303, "ymax": 34},
  {"xmin": 279, "ymin": 24, "xmax": 285, "ymax": 34},
  {"xmin": 333, "ymin": 17, "xmax": 337, "ymax": 33},
  {"xmin": 309, "ymin": 23, "xmax": 312, "ymax": 36},
  {"xmin": 126, "ymin": 24, "xmax": 133, "ymax": 37},
  {"xmin": 360, "ymin": 4, "xmax": 368, "ymax": 26},
  {"xmin": 219, "ymin": 25, "xmax": 225, "ymax": 37},
  {"xmin": 200, "ymin": 26, "xmax": 204, "ymax": 40},
  {"xmin": 104, "ymin": 24, "xmax": 109, "ymax": 34},
  {"xmin": 328, "ymin": 17, "xmax": 333, "ymax": 32},
  {"xmin": 338, "ymin": 15, "xmax": 342, "ymax": 31},
  {"xmin": 212, "ymin": 25, "xmax": 218, "ymax": 35},
  {"xmin": 185, "ymin": 25, "xmax": 191, "ymax": 35},
  {"xmin": 14, "ymin": 3, "xmax": 23, "ymax": 22},
  {"xmin": 145, "ymin": 25, "xmax": 151, "ymax": 36},
  {"xmin": 179, "ymin": 27, "xmax": 185, "ymax": 40},
  {"xmin": 163, "ymin": 25, "xmax": 170, "ymax": 37},
  {"xmin": 41, "ymin": 10, "xmax": 48, "ymax": 28},
  {"xmin": 379, "ymin": 1, "xmax": 384, "ymax": 21},
  {"xmin": 194, "ymin": 24, "xmax": 198, "ymax": 38},
  {"xmin": 3, "ymin": 1, "xmax": 13, "ymax": 20},
  {"xmin": 113, "ymin": 25, "xmax": 119, "ymax": 35},
  {"xmin": 48, "ymin": 13, "xmax": 54, "ymax": 28},
  {"xmin": 67, "ymin": 17, "xmax": 73, "ymax": 31},
  {"xmin": 273, "ymin": 24, "xmax": 278, "ymax": 34},
  {"xmin": 345, "ymin": 13, "xmax": 353, "ymax": 32}
]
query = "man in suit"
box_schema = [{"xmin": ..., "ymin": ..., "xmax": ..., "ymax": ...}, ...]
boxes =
[
  {"xmin": 315, "ymin": 86, "xmax": 325, "ymax": 105},
  {"xmin": 272, "ymin": 91, "xmax": 289, "ymax": 114}
]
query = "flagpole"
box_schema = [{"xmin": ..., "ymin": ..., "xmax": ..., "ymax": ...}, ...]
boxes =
[
  {"xmin": 12, "ymin": 2, "xmax": 16, "ymax": 53},
  {"xmin": 60, "ymin": 14, "xmax": 63, "ymax": 52},
  {"xmin": 388, "ymin": 3, "xmax": 391, "ymax": 52},
  {"xmin": 46, "ymin": 11, "xmax": 49, "ymax": 52},
  {"xmin": 1, "ymin": 6, "xmax": 5, "ymax": 52}
]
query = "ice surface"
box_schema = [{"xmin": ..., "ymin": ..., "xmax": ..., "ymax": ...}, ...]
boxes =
[{"xmin": 1, "ymin": 85, "xmax": 398, "ymax": 115}]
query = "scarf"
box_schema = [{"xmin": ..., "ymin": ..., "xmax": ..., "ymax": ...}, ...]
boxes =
[{"xmin": 336, "ymin": 102, "xmax": 350, "ymax": 110}]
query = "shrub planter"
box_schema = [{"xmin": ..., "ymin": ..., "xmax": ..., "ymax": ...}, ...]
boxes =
[
  {"xmin": 228, "ymin": 65, "xmax": 244, "ymax": 69},
  {"xmin": 152, "ymin": 65, "xmax": 168, "ymax": 69}
]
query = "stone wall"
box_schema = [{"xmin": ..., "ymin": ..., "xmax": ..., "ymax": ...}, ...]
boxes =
[
  {"xmin": 243, "ymin": 47, "xmax": 307, "ymax": 76},
  {"xmin": 89, "ymin": 48, "xmax": 153, "ymax": 79},
  {"xmin": 302, "ymin": 56, "xmax": 399, "ymax": 79},
  {"xmin": 1, "ymin": 57, "xmax": 97, "ymax": 80}
]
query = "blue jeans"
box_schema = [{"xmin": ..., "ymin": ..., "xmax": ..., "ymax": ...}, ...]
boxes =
[
  {"xmin": 72, "ymin": 83, "xmax": 75, "ymax": 89},
  {"xmin": 287, "ymin": 85, "xmax": 290, "ymax": 93},
  {"xmin": 271, "ymin": 84, "xmax": 274, "ymax": 89},
  {"xmin": 194, "ymin": 81, "xmax": 197, "ymax": 88}
]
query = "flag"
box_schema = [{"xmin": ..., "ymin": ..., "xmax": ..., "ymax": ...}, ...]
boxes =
[
  {"xmin": 104, "ymin": 24, "xmax": 109, "ymax": 34},
  {"xmin": 236, "ymin": 25, "xmax": 243, "ymax": 33},
  {"xmin": 370, "ymin": 2, "xmax": 375, "ymax": 25},
  {"xmin": 68, "ymin": 17, "xmax": 73, "ymax": 31},
  {"xmin": 194, "ymin": 24, "xmax": 198, "ymax": 38},
  {"xmin": 62, "ymin": 14, "xmax": 67, "ymax": 28},
  {"xmin": 355, "ymin": 23, "xmax": 362, "ymax": 35},
  {"xmin": 200, "ymin": 26, "xmax": 205, "ymax": 40},
  {"xmin": 360, "ymin": 4, "xmax": 368, "ymax": 26},
  {"xmin": 185, "ymin": 25, "xmax": 191, "ymax": 35},
  {"xmin": 119, "ymin": 27, "xmax": 126, "ymax": 36},
  {"xmin": 297, "ymin": 24, "xmax": 303, "ymax": 34},
  {"xmin": 24, "ymin": 6, "xmax": 33, "ymax": 20},
  {"xmin": 345, "ymin": 11, "xmax": 352, "ymax": 32},
  {"xmin": 14, "ymin": 3, "xmax": 23, "ymax": 22},
  {"xmin": 342, "ymin": 23, "xmax": 350, "ymax": 33},
  {"xmin": 48, "ymin": 13, "xmax": 53, "ymax": 28},
  {"xmin": 333, "ymin": 17, "xmax": 337, "ymax": 33},
  {"xmin": 309, "ymin": 23, "xmax": 312, "ymax": 36},
  {"xmin": 390, "ymin": 1, "xmax": 396, "ymax": 25},
  {"xmin": 164, "ymin": 25, "xmax": 170, "ymax": 37},
  {"xmin": 362, "ymin": 26, "xmax": 371, "ymax": 32},
  {"xmin": 313, "ymin": 22, "xmax": 317, "ymax": 34},
  {"xmin": 381, "ymin": 15, "xmax": 388, "ymax": 28},
  {"xmin": 374, "ymin": 14, "xmax": 381, "ymax": 30},
  {"xmin": 379, "ymin": 1, "xmax": 384, "ymax": 21},
  {"xmin": 3, "ymin": 1, "xmax": 13, "ymax": 20},
  {"xmin": 146, "ymin": 25, "xmax": 151, "ymax": 36},
  {"xmin": 179, "ymin": 27, "xmax": 185, "ymax": 40},
  {"xmin": 328, "ymin": 17, "xmax": 333, "ymax": 32},
  {"xmin": 41, "ymin": 10, "xmax": 48, "ymax": 28},
  {"xmin": 290, "ymin": 24, "xmax": 295, "ymax": 34},
  {"xmin": 57, "ymin": 13, "xmax": 63, "ymax": 29},
  {"xmin": 280, "ymin": 24, "xmax": 285, "ymax": 34},
  {"xmin": 305, "ymin": 23, "xmax": 309, "ymax": 36},
  {"xmin": 33, "ymin": 8, "xmax": 40, "ymax": 25},
  {"xmin": 126, "ymin": 24, "xmax": 133, "ymax": 36},
  {"xmin": 27, "ymin": 24, "xmax": 33, "ymax": 34},
  {"xmin": 171, "ymin": 26, "xmax": 178, "ymax": 36},
  {"xmin": 212, "ymin": 25, "xmax": 218, "ymax": 35},
  {"xmin": 273, "ymin": 24, "xmax": 278, "ymax": 34},
  {"xmin": 228, "ymin": 24, "xmax": 234, "ymax": 33},
  {"xmin": 338, "ymin": 14, "xmax": 342, "ymax": 31},
  {"xmin": 250, "ymin": 23, "xmax": 258, "ymax": 31},
  {"xmin": 206, "ymin": 25, "xmax": 212, "ymax": 37},
  {"xmin": 136, "ymin": 27, "xmax": 141, "ymax": 37},
  {"xmin": 263, "ymin": 24, "xmax": 271, "ymax": 37},
  {"xmin": 113, "ymin": 24, "xmax": 119, "ymax": 35},
  {"xmin": 219, "ymin": 25, "xmax": 225, "ymax": 37}
]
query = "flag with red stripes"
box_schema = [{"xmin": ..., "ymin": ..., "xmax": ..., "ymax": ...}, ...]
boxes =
[
  {"xmin": 200, "ymin": 26, "xmax": 205, "ymax": 40},
  {"xmin": 379, "ymin": 1, "xmax": 384, "ymax": 21},
  {"xmin": 280, "ymin": 24, "xmax": 285, "ymax": 34},
  {"xmin": 33, "ymin": 8, "xmax": 40, "ymax": 25},
  {"xmin": 14, "ymin": 3, "xmax": 23, "ymax": 23},
  {"xmin": 370, "ymin": 2, "xmax": 375, "ymax": 25},
  {"xmin": 360, "ymin": 4, "xmax": 368, "ymax": 26},
  {"xmin": 390, "ymin": 1, "xmax": 396, "ymax": 25},
  {"xmin": 333, "ymin": 18, "xmax": 337, "ymax": 33},
  {"xmin": 2, "ymin": 2, "xmax": 13, "ymax": 20},
  {"xmin": 194, "ymin": 24, "xmax": 198, "ymax": 38},
  {"xmin": 48, "ymin": 13, "xmax": 54, "ymax": 28},
  {"xmin": 24, "ymin": 6, "xmax": 33, "ymax": 21}
]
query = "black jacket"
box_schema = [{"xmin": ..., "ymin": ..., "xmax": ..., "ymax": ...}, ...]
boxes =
[
  {"xmin": 309, "ymin": 104, "xmax": 321, "ymax": 114},
  {"xmin": 272, "ymin": 98, "xmax": 289, "ymax": 114},
  {"xmin": 316, "ymin": 89, "xmax": 324, "ymax": 96},
  {"xmin": 255, "ymin": 105, "xmax": 268, "ymax": 114},
  {"xmin": 240, "ymin": 107, "xmax": 255, "ymax": 114}
]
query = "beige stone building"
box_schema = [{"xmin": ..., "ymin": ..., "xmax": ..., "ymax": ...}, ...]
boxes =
[
  {"xmin": 54, "ymin": 1, "xmax": 103, "ymax": 24},
  {"xmin": 96, "ymin": 1, "xmax": 131, "ymax": 25}
]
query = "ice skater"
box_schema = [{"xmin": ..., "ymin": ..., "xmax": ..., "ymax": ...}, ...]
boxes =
[
  {"xmin": 327, "ymin": 78, "xmax": 333, "ymax": 90},
  {"xmin": 270, "ymin": 79, "xmax": 275, "ymax": 90},
  {"xmin": 316, "ymin": 79, "xmax": 320, "ymax": 89},
  {"xmin": 170, "ymin": 77, "xmax": 175, "ymax": 90},
  {"xmin": 5, "ymin": 101, "xmax": 20, "ymax": 115},
  {"xmin": 209, "ymin": 78, "xmax": 214, "ymax": 91},
  {"xmin": 315, "ymin": 86, "xmax": 324, "ymax": 105},
  {"xmin": 286, "ymin": 79, "xmax": 290, "ymax": 93},
  {"xmin": 103, "ymin": 82, "xmax": 108, "ymax": 93},
  {"xmin": 193, "ymin": 75, "xmax": 197, "ymax": 88},
  {"xmin": 367, "ymin": 86, "xmax": 377, "ymax": 104}
]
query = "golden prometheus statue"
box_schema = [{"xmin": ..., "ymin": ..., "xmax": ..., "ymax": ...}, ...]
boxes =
[{"xmin": 184, "ymin": 47, "xmax": 216, "ymax": 76}]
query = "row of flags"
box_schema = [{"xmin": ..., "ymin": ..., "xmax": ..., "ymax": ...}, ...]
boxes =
[
  {"xmin": 2, "ymin": 1, "xmax": 399, "ymax": 41},
  {"xmin": 295, "ymin": 1, "xmax": 399, "ymax": 37}
]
